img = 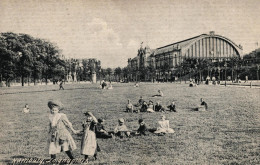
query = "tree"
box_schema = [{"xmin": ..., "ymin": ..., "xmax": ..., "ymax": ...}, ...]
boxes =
[
  {"xmin": 114, "ymin": 67, "xmax": 122, "ymax": 82},
  {"xmin": 106, "ymin": 68, "xmax": 112, "ymax": 81}
]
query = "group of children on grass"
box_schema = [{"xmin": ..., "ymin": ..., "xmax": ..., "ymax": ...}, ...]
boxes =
[
  {"xmin": 47, "ymin": 100, "xmax": 177, "ymax": 163},
  {"xmin": 126, "ymin": 90, "xmax": 176, "ymax": 113}
]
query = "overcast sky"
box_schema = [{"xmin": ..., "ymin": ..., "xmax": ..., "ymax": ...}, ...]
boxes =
[{"xmin": 0, "ymin": 0, "xmax": 259, "ymax": 68}]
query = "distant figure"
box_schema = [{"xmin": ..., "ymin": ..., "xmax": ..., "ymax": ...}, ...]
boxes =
[
  {"xmin": 194, "ymin": 98, "xmax": 208, "ymax": 111},
  {"xmin": 152, "ymin": 90, "xmax": 163, "ymax": 97},
  {"xmin": 126, "ymin": 99, "xmax": 134, "ymax": 113},
  {"xmin": 134, "ymin": 83, "xmax": 139, "ymax": 87},
  {"xmin": 101, "ymin": 81, "xmax": 107, "ymax": 89},
  {"xmin": 107, "ymin": 83, "xmax": 113, "ymax": 90},
  {"xmin": 206, "ymin": 76, "xmax": 210, "ymax": 85},
  {"xmin": 154, "ymin": 115, "xmax": 175, "ymax": 135},
  {"xmin": 189, "ymin": 80, "xmax": 197, "ymax": 87},
  {"xmin": 23, "ymin": 104, "xmax": 30, "ymax": 113},
  {"xmin": 59, "ymin": 80, "xmax": 64, "ymax": 90},
  {"xmin": 167, "ymin": 102, "xmax": 177, "ymax": 112}
]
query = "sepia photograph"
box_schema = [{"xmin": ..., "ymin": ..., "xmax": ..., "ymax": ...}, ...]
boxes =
[{"xmin": 0, "ymin": 0, "xmax": 259, "ymax": 164}]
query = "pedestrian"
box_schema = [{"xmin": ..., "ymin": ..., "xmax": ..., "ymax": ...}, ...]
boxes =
[{"xmin": 59, "ymin": 80, "xmax": 64, "ymax": 90}]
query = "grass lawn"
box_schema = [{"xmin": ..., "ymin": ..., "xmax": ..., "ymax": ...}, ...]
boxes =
[{"xmin": 0, "ymin": 82, "xmax": 259, "ymax": 164}]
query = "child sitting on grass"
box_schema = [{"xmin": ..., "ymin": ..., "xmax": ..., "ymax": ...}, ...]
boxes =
[
  {"xmin": 23, "ymin": 104, "xmax": 30, "ymax": 113},
  {"xmin": 147, "ymin": 100, "xmax": 155, "ymax": 113},
  {"xmin": 167, "ymin": 102, "xmax": 177, "ymax": 112},
  {"xmin": 154, "ymin": 115, "xmax": 175, "ymax": 135},
  {"xmin": 140, "ymin": 101, "xmax": 148, "ymax": 112},
  {"xmin": 135, "ymin": 119, "xmax": 148, "ymax": 136},
  {"xmin": 154, "ymin": 102, "xmax": 165, "ymax": 112},
  {"xmin": 96, "ymin": 118, "xmax": 113, "ymax": 139},
  {"xmin": 47, "ymin": 100, "xmax": 79, "ymax": 161},
  {"xmin": 194, "ymin": 98, "xmax": 208, "ymax": 111},
  {"xmin": 152, "ymin": 90, "xmax": 164, "ymax": 97},
  {"xmin": 135, "ymin": 96, "xmax": 144, "ymax": 107},
  {"xmin": 114, "ymin": 118, "xmax": 131, "ymax": 138}
]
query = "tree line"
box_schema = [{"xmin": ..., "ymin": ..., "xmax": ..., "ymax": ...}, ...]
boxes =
[{"xmin": 0, "ymin": 32, "xmax": 106, "ymax": 87}]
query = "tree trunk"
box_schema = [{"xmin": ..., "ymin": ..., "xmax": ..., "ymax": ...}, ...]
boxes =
[
  {"xmin": 22, "ymin": 75, "xmax": 24, "ymax": 86},
  {"xmin": 28, "ymin": 75, "xmax": 30, "ymax": 86},
  {"xmin": 45, "ymin": 76, "xmax": 48, "ymax": 85}
]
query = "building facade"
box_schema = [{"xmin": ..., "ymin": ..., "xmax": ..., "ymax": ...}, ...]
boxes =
[{"xmin": 127, "ymin": 31, "xmax": 243, "ymax": 81}]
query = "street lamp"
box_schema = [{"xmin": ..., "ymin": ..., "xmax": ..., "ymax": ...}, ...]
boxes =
[{"xmin": 224, "ymin": 62, "xmax": 227, "ymax": 86}]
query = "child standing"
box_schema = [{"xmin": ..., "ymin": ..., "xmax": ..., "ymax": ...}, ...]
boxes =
[
  {"xmin": 80, "ymin": 111, "xmax": 99, "ymax": 162},
  {"xmin": 47, "ymin": 100, "xmax": 78, "ymax": 160}
]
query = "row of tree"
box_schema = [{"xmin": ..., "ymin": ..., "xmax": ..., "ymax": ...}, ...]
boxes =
[
  {"xmin": 0, "ymin": 32, "xmax": 105, "ymax": 87},
  {"xmin": 117, "ymin": 55, "xmax": 260, "ymax": 83}
]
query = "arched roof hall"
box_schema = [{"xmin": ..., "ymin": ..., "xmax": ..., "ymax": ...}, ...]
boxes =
[{"xmin": 154, "ymin": 32, "xmax": 243, "ymax": 59}]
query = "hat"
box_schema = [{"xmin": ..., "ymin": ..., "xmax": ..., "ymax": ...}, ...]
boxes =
[
  {"xmin": 118, "ymin": 118, "xmax": 124, "ymax": 123},
  {"xmin": 48, "ymin": 100, "xmax": 64, "ymax": 110},
  {"xmin": 138, "ymin": 119, "xmax": 144, "ymax": 123},
  {"xmin": 83, "ymin": 110, "xmax": 90, "ymax": 115},
  {"xmin": 98, "ymin": 118, "xmax": 104, "ymax": 123}
]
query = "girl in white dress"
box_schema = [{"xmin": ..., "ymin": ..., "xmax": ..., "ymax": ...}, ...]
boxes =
[
  {"xmin": 154, "ymin": 115, "xmax": 175, "ymax": 134},
  {"xmin": 80, "ymin": 111, "xmax": 99, "ymax": 162},
  {"xmin": 47, "ymin": 100, "xmax": 79, "ymax": 160}
]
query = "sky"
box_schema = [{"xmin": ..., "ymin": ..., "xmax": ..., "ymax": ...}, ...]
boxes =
[{"xmin": 0, "ymin": 0, "xmax": 259, "ymax": 68}]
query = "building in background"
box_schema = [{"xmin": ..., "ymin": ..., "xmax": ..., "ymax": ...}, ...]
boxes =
[{"xmin": 128, "ymin": 31, "xmax": 243, "ymax": 81}]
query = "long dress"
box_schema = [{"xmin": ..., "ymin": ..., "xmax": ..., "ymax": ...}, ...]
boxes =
[
  {"xmin": 81, "ymin": 121, "xmax": 97, "ymax": 156},
  {"xmin": 147, "ymin": 104, "xmax": 155, "ymax": 112},
  {"xmin": 154, "ymin": 120, "xmax": 175, "ymax": 133},
  {"xmin": 48, "ymin": 113, "xmax": 77, "ymax": 155}
]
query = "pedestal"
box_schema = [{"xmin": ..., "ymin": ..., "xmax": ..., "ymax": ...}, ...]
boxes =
[{"xmin": 92, "ymin": 73, "xmax": 96, "ymax": 83}]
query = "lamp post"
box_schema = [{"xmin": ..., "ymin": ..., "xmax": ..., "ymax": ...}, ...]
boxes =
[
  {"xmin": 224, "ymin": 62, "xmax": 227, "ymax": 86},
  {"xmin": 257, "ymin": 64, "xmax": 259, "ymax": 81}
]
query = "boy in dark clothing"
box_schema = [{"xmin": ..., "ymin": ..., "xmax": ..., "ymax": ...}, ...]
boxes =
[
  {"xmin": 95, "ymin": 119, "xmax": 113, "ymax": 139},
  {"xmin": 154, "ymin": 102, "xmax": 165, "ymax": 112},
  {"xmin": 167, "ymin": 102, "xmax": 177, "ymax": 112},
  {"xmin": 135, "ymin": 119, "xmax": 148, "ymax": 136}
]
